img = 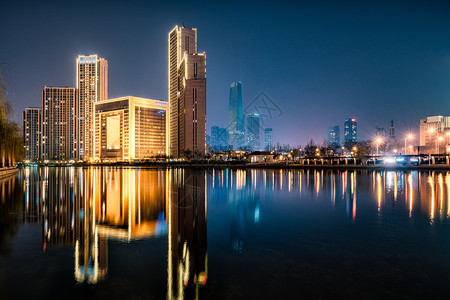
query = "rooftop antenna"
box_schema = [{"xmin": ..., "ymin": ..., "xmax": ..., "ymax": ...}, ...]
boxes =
[{"xmin": 182, "ymin": 22, "xmax": 185, "ymax": 28}]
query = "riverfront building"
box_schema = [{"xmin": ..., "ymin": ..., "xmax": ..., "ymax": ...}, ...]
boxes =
[
  {"xmin": 246, "ymin": 113, "xmax": 260, "ymax": 151},
  {"xmin": 169, "ymin": 26, "xmax": 206, "ymax": 158},
  {"xmin": 41, "ymin": 87, "xmax": 77, "ymax": 161},
  {"xmin": 264, "ymin": 128, "xmax": 273, "ymax": 151},
  {"xmin": 327, "ymin": 125, "xmax": 340, "ymax": 147},
  {"xmin": 419, "ymin": 115, "xmax": 450, "ymax": 152},
  {"xmin": 93, "ymin": 96, "xmax": 168, "ymax": 161},
  {"xmin": 344, "ymin": 118, "xmax": 357, "ymax": 143},
  {"xmin": 228, "ymin": 81, "xmax": 245, "ymax": 150},
  {"xmin": 77, "ymin": 54, "xmax": 108, "ymax": 160},
  {"xmin": 22, "ymin": 107, "xmax": 41, "ymax": 161},
  {"xmin": 211, "ymin": 126, "xmax": 228, "ymax": 151}
]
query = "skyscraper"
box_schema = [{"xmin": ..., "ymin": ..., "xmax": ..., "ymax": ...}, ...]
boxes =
[
  {"xmin": 22, "ymin": 107, "xmax": 41, "ymax": 161},
  {"xmin": 211, "ymin": 126, "xmax": 228, "ymax": 151},
  {"xmin": 168, "ymin": 25, "xmax": 206, "ymax": 158},
  {"xmin": 246, "ymin": 113, "xmax": 260, "ymax": 151},
  {"xmin": 41, "ymin": 87, "xmax": 77, "ymax": 160},
  {"xmin": 389, "ymin": 120, "xmax": 395, "ymax": 140},
  {"xmin": 344, "ymin": 118, "xmax": 357, "ymax": 143},
  {"xmin": 327, "ymin": 125, "xmax": 340, "ymax": 146},
  {"xmin": 264, "ymin": 128, "xmax": 273, "ymax": 151},
  {"xmin": 76, "ymin": 54, "xmax": 108, "ymax": 161},
  {"xmin": 228, "ymin": 81, "xmax": 245, "ymax": 150}
]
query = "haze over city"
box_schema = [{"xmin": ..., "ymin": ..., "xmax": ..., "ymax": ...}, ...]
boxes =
[{"xmin": 2, "ymin": 0, "xmax": 450, "ymax": 146}]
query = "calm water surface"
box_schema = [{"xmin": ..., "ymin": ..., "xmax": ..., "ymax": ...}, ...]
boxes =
[{"xmin": 2, "ymin": 167, "xmax": 450, "ymax": 299}]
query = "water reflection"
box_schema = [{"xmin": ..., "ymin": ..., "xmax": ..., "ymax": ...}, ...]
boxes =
[{"xmin": 4, "ymin": 167, "xmax": 450, "ymax": 297}]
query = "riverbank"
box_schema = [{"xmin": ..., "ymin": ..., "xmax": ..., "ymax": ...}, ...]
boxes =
[
  {"xmin": 20, "ymin": 161, "xmax": 450, "ymax": 171},
  {"xmin": 0, "ymin": 167, "xmax": 19, "ymax": 180}
]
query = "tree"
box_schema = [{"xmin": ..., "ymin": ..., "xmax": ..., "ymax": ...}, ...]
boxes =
[
  {"xmin": 304, "ymin": 139, "xmax": 318, "ymax": 157},
  {"xmin": 0, "ymin": 64, "xmax": 23, "ymax": 167}
]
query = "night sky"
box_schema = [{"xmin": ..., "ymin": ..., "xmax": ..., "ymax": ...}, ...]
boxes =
[{"xmin": 1, "ymin": 0, "xmax": 450, "ymax": 146}]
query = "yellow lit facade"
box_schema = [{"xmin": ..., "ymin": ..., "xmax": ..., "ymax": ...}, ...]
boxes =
[{"xmin": 93, "ymin": 96, "xmax": 169, "ymax": 161}]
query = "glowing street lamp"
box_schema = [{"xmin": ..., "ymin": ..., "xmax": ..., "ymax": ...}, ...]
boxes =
[
  {"xmin": 376, "ymin": 138, "xmax": 382, "ymax": 156},
  {"xmin": 405, "ymin": 134, "xmax": 413, "ymax": 155}
]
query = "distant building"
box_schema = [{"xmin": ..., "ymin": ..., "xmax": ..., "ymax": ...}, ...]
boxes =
[
  {"xmin": 264, "ymin": 128, "xmax": 273, "ymax": 151},
  {"xmin": 22, "ymin": 107, "xmax": 41, "ymax": 161},
  {"xmin": 211, "ymin": 126, "xmax": 228, "ymax": 151},
  {"xmin": 169, "ymin": 25, "xmax": 206, "ymax": 157},
  {"xmin": 76, "ymin": 54, "xmax": 108, "ymax": 161},
  {"xmin": 344, "ymin": 118, "xmax": 357, "ymax": 143},
  {"xmin": 93, "ymin": 96, "xmax": 168, "ymax": 161},
  {"xmin": 41, "ymin": 87, "xmax": 77, "ymax": 161},
  {"xmin": 389, "ymin": 120, "xmax": 395, "ymax": 140},
  {"xmin": 419, "ymin": 116, "xmax": 450, "ymax": 152},
  {"xmin": 246, "ymin": 113, "xmax": 260, "ymax": 151},
  {"xmin": 327, "ymin": 125, "xmax": 340, "ymax": 146},
  {"xmin": 228, "ymin": 81, "xmax": 245, "ymax": 150},
  {"xmin": 375, "ymin": 126, "xmax": 386, "ymax": 139}
]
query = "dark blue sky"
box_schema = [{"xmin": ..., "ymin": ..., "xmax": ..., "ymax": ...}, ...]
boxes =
[{"xmin": 1, "ymin": 0, "xmax": 450, "ymax": 146}]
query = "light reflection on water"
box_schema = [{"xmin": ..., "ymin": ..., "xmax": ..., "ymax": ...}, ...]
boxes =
[{"xmin": 2, "ymin": 167, "xmax": 450, "ymax": 298}]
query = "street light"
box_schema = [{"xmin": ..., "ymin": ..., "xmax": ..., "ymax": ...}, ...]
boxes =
[
  {"xmin": 405, "ymin": 134, "xmax": 413, "ymax": 155},
  {"xmin": 376, "ymin": 138, "xmax": 382, "ymax": 156}
]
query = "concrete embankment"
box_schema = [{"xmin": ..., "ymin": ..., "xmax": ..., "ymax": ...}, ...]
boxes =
[{"xmin": 0, "ymin": 167, "xmax": 19, "ymax": 180}]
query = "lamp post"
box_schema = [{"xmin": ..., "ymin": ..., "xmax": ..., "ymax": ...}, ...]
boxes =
[
  {"xmin": 405, "ymin": 134, "xmax": 413, "ymax": 155},
  {"xmin": 376, "ymin": 138, "xmax": 382, "ymax": 156}
]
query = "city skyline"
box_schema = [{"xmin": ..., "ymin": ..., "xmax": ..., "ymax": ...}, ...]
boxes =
[{"xmin": 2, "ymin": 1, "xmax": 450, "ymax": 146}]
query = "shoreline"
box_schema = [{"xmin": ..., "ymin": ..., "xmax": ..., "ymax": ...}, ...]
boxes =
[
  {"xmin": 17, "ymin": 162, "xmax": 450, "ymax": 171},
  {"xmin": 0, "ymin": 167, "xmax": 19, "ymax": 180}
]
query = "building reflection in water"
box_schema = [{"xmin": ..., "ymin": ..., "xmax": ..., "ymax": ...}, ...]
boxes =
[
  {"xmin": 167, "ymin": 168, "xmax": 207, "ymax": 300},
  {"xmin": 11, "ymin": 166, "xmax": 450, "ymax": 294},
  {"xmin": 20, "ymin": 167, "xmax": 173, "ymax": 284}
]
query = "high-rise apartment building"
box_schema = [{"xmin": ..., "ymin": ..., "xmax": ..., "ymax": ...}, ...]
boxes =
[
  {"xmin": 168, "ymin": 26, "xmax": 206, "ymax": 158},
  {"xmin": 93, "ymin": 96, "xmax": 168, "ymax": 161},
  {"xmin": 327, "ymin": 125, "xmax": 340, "ymax": 146},
  {"xmin": 211, "ymin": 126, "xmax": 228, "ymax": 151},
  {"xmin": 246, "ymin": 113, "xmax": 260, "ymax": 151},
  {"xmin": 264, "ymin": 128, "xmax": 273, "ymax": 151},
  {"xmin": 228, "ymin": 81, "xmax": 245, "ymax": 150},
  {"xmin": 41, "ymin": 87, "xmax": 77, "ymax": 161},
  {"xmin": 77, "ymin": 54, "xmax": 108, "ymax": 160},
  {"xmin": 22, "ymin": 107, "xmax": 41, "ymax": 161},
  {"xmin": 344, "ymin": 118, "xmax": 357, "ymax": 143}
]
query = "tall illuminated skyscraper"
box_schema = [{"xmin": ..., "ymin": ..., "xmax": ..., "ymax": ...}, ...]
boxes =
[
  {"xmin": 328, "ymin": 125, "xmax": 340, "ymax": 146},
  {"xmin": 41, "ymin": 87, "xmax": 77, "ymax": 160},
  {"xmin": 76, "ymin": 54, "xmax": 108, "ymax": 160},
  {"xmin": 228, "ymin": 81, "xmax": 245, "ymax": 150},
  {"xmin": 22, "ymin": 107, "xmax": 41, "ymax": 161},
  {"xmin": 264, "ymin": 128, "xmax": 273, "ymax": 151},
  {"xmin": 344, "ymin": 118, "xmax": 357, "ymax": 143},
  {"xmin": 168, "ymin": 26, "xmax": 206, "ymax": 158},
  {"xmin": 246, "ymin": 113, "xmax": 260, "ymax": 151}
]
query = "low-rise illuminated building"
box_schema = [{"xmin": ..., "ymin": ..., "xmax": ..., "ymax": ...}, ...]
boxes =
[{"xmin": 93, "ymin": 96, "xmax": 169, "ymax": 161}]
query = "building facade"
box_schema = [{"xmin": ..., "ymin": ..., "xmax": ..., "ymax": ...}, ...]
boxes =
[
  {"xmin": 246, "ymin": 113, "xmax": 260, "ymax": 151},
  {"xmin": 327, "ymin": 125, "xmax": 340, "ymax": 146},
  {"xmin": 93, "ymin": 96, "xmax": 168, "ymax": 161},
  {"xmin": 264, "ymin": 128, "xmax": 273, "ymax": 151},
  {"xmin": 375, "ymin": 126, "xmax": 386, "ymax": 139},
  {"xmin": 169, "ymin": 26, "xmax": 206, "ymax": 158},
  {"xmin": 41, "ymin": 87, "xmax": 77, "ymax": 161},
  {"xmin": 344, "ymin": 118, "xmax": 357, "ymax": 143},
  {"xmin": 22, "ymin": 107, "xmax": 41, "ymax": 161},
  {"xmin": 77, "ymin": 54, "xmax": 108, "ymax": 161},
  {"xmin": 211, "ymin": 126, "xmax": 228, "ymax": 151},
  {"xmin": 419, "ymin": 116, "xmax": 450, "ymax": 152},
  {"xmin": 228, "ymin": 81, "xmax": 245, "ymax": 150}
]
